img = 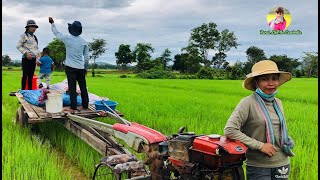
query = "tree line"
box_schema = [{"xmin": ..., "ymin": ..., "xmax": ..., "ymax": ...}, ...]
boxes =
[{"xmin": 3, "ymin": 21, "xmax": 318, "ymax": 78}]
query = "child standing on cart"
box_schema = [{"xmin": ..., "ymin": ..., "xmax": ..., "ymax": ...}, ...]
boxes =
[{"xmin": 36, "ymin": 47, "xmax": 55, "ymax": 89}]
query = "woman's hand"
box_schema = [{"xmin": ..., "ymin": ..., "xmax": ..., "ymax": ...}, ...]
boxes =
[
  {"xmin": 26, "ymin": 52, "xmax": 33, "ymax": 60},
  {"xmin": 260, "ymin": 143, "xmax": 277, "ymax": 157},
  {"xmin": 49, "ymin": 17, "xmax": 54, "ymax": 24}
]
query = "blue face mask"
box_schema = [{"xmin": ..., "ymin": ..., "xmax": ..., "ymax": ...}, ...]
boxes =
[{"xmin": 255, "ymin": 87, "xmax": 278, "ymax": 99}]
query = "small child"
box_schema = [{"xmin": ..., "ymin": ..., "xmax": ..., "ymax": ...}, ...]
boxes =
[{"xmin": 36, "ymin": 47, "xmax": 55, "ymax": 89}]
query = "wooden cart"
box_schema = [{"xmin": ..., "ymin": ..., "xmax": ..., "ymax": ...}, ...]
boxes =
[
  {"xmin": 10, "ymin": 91, "xmax": 151, "ymax": 179},
  {"xmin": 10, "ymin": 91, "xmax": 126, "ymax": 156}
]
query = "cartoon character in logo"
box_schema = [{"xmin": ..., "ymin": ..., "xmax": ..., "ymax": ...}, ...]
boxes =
[{"xmin": 269, "ymin": 7, "xmax": 287, "ymax": 30}]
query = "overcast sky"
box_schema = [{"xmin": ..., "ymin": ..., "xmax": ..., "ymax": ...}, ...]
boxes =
[{"xmin": 2, "ymin": 0, "xmax": 318, "ymax": 65}]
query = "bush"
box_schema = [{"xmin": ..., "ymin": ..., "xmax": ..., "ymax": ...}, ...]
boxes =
[
  {"xmin": 179, "ymin": 74, "xmax": 197, "ymax": 79},
  {"xmin": 137, "ymin": 66, "xmax": 176, "ymax": 79},
  {"xmin": 295, "ymin": 69, "xmax": 302, "ymax": 78},
  {"xmin": 196, "ymin": 67, "xmax": 214, "ymax": 79},
  {"xmin": 119, "ymin": 75, "xmax": 129, "ymax": 78}
]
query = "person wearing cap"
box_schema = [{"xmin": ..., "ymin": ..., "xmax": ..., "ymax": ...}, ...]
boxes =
[
  {"xmin": 224, "ymin": 60, "xmax": 294, "ymax": 179},
  {"xmin": 48, "ymin": 17, "xmax": 89, "ymax": 112},
  {"xmin": 268, "ymin": 7, "xmax": 287, "ymax": 31},
  {"xmin": 17, "ymin": 19, "xmax": 41, "ymax": 90}
]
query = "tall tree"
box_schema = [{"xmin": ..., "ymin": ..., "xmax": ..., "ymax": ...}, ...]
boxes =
[
  {"xmin": 2, "ymin": 54, "xmax": 11, "ymax": 66},
  {"xmin": 88, "ymin": 38, "xmax": 107, "ymax": 77},
  {"xmin": 212, "ymin": 52, "xmax": 227, "ymax": 69},
  {"xmin": 172, "ymin": 54, "xmax": 184, "ymax": 72},
  {"xmin": 301, "ymin": 52, "xmax": 318, "ymax": 77},
  {"xmin": 243, "ymin": 46, "xmax": 267, "ymax": 74},
  {"xmin": 269, "ymin": 54, "xmax": 300, "ymax": 73},
  {"xmin": 133, "ymin": 43, "xmax": 154, "ymax": 72},
  {"xmin": 246, "ymin": 46, "xmax": 266, "ymax": 64},
  {"xmin": 188, "ymin": 22, "xmax": 238, "ymax": 67},
  {"xmin": 222, "ymin": 61, "xmax": 229, "ymax": 69},
  {"xmin": 188, "ymin": 22, "xmax": 219, "ymax": 67},
  {"xmin": 213, "ymin": 29, "xmax": 239, "ymax": 69},
  {"xmin": 115, "ymin": 44, "xmax": 134, "ymax": 70},
  {"xmin": 225, "ymin": 61, "xmax": 245, "ymax": 80},
  {"xmin": 159, "ymin": 48, "xmax": 172, "ymax": 70},
  {"xmin": 175, "ymin": 46, "xmax": 202, "ymax": 74},
  {"xmin": 47, "ymin": 38, "xmax": 66, "ymax": 69}
]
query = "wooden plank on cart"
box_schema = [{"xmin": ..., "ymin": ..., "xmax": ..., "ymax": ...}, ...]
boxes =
[
  {"xmin": 30, "ymin": 104, "xmax": 48, "ymax": 117},
  {"xmin": 63, "ymin": 120, "xmax": 107, "ymax": 156},
  {"xmin": 27, "ymin": 104, "xmax": 101, "ymax": 123},
  {"xmin": 15, "ymin": 93, "xmax": 39, "ymax": 119}
]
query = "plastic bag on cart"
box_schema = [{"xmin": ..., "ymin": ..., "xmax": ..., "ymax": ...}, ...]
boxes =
[
  {"xmin": 49, "ymin": 79, "xmax": 81, "ymax": 94},
  {"xmin": 49, "ymin": 80, "xmax": 105, "ymax": 105},
  {"xmin": 62, "ymin": 93, "xmax": 82, "ymax": 106},
  {"xmin": 19, "ymin": 89, "xmax": 82, "ymax": 107},
  {"xmin": 19, "ymin": 90, "xmax": 45, "ymax": 106}
]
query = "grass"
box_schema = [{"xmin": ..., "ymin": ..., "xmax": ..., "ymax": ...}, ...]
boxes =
[
  {"xmin": 2, "ymin": 70, "xmax": 318, "ymax": 179},
  {"xmin": 2, "ymin": 95, "xmax": 73, "ymax": 179}
]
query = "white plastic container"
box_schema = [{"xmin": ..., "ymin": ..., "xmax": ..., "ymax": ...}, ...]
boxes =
[{"xmin": 46, "ymin": 93, "xmax": 63, "ymax": 113}]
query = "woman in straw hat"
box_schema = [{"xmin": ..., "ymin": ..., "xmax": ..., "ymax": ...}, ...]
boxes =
[
  {"xmin": 224, "ymin": 60, "xmax": 294, "ymax": 180},
  {"xmin": 17, "ymin": 19, "xmax": 41, "ymax": 90}
]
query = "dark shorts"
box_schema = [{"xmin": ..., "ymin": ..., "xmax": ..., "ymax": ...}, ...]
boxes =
[{"xmin": 247, "ymin": 164, "xmax": 290, "ymax": 180}]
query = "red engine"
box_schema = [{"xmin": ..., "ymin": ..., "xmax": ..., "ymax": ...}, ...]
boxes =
[
  {"xmin": 110, "ymin": 122, "xmax": 247, "ymax": 179},
  {"xmin": 160, "ymin": 132, "xmax": 247, "ymax": 179},
  {"xmin": 190, "ymin": 135, "xmax": 247, "ymax": 170}
]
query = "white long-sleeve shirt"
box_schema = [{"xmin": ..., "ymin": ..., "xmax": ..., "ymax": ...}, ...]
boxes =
[{"xmin": 51, "ymin": 23, "xmax": 89, "ymax": 70}]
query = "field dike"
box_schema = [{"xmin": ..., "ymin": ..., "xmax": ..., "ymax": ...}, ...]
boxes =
[{"xmin": 30, "ymin": 125, "xmax": 90, "ymax": 180}]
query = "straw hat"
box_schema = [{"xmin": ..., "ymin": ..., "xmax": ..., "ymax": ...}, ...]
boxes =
[{"xmin": 242, "ymin": 60, "xmax": 292, "ymax": 91}]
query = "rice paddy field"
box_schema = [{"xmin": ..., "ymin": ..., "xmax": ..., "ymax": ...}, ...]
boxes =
[{"xmin": 2, "ymin": 69, "xmax": 318, "ymax": 179}]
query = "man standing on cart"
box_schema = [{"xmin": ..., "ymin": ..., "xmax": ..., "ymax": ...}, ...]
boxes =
[{"xmin": 48, "ymin": 17, "xmax": 89, "ymax": 112}]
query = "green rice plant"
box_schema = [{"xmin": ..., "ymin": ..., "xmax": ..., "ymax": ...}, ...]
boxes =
[
  {"xmin": 2, "ymin": 104, "xmax": 73, "ymax": 180},
  {"xmin": 2, "ymin": 71, "xmax": 318, "ymax": 179}
]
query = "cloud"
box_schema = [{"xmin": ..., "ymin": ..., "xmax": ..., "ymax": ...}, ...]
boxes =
[
  {"xmin": 2, "ymin": 0, "xmax": 318, "ymax": 65},
  {"xmin": 3, "ymin": 0, "xmax": 133, "ymax": 9}
]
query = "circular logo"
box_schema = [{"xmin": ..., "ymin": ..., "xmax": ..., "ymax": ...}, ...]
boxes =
[
  {"xmin": 267, "ymin": 6, "xmax": 291, "ymax": 31},
  {"xmin": 235, "ymin": 146, "xmax": 244, "ymax": 152}
]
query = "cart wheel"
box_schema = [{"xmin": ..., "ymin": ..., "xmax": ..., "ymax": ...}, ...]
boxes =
[
  {"xmin": 92, "ymin": 163, "xmax": 132, "ymax": 180},
  {"xmin": 92, "ymin": 163, "xmax": 116, "ymax": 180},
  {"xmin": 16, "ymin": 107, "xmax": 29, "ymax": 127}
]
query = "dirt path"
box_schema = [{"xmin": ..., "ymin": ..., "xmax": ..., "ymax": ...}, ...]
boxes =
[
  {"xmin": 30, "ymin": 127, "xmax": 90, "ymax": 180},
  {"xmin": 54, "ymin": 148, "xmax": 90, "ymax": 180}
]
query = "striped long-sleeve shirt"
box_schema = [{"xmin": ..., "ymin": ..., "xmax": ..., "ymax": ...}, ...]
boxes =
[{"xmin": 16, "ymin": 32, "xmax": 40, "ymax": 58}]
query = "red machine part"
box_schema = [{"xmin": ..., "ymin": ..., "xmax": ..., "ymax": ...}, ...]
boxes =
[
  {"xmin": 192, "ymin": 135, "xmax": 247, "ymax": 155},
  {"xmin": 113, "ymin": 122, "xmax": 167, "ymax": 144},
  {"xmin": 23, "ymin": 75, "xmax": 38, "ymax": 90},
  {"xmin": 190, "ymin": 135, "xmax": 247, "ymax": 171}
]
